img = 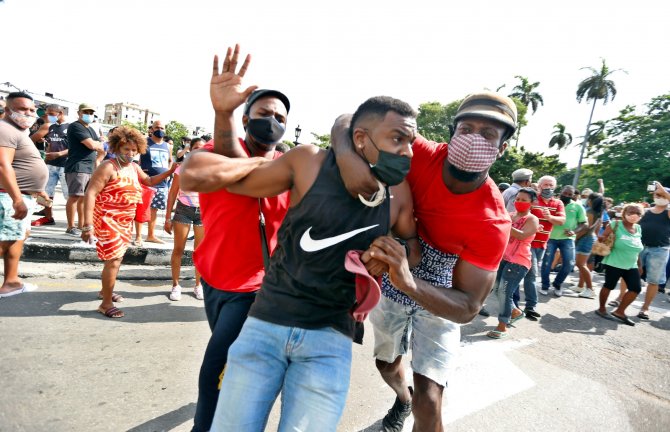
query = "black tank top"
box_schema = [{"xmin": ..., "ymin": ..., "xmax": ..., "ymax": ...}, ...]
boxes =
[
  {"xmin": 640, "ymin": 209, "xmax": 670, "ymax": 247},
  {"xmin": 249, "ymin": 149, "xmax": 390, "ymax": 339}
]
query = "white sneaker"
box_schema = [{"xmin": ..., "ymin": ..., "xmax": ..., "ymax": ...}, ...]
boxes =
[
  {"xmin": 169, "ymin": 285, "xmax": 182, "ymax": 301},
  {"xmin": 568, "ymin": 284, "xmax": 585, "ymax": 294},
  {"xmin": 554, "ymin": 287, "xmax": 563, "ymax": 297},
  {"xmin": 539, "ymin": 288, "xmax": 549, "ymax": 296},
  {"xmin": 579, "ymin": 288, "xmax": 595, "ymax": 298},
  {"xmin": 193, "ymin": 285, "xmax": 204, "ymax": 300}
]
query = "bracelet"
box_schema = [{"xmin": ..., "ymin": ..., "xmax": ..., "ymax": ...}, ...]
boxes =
[
  {"xmin": 393, "ymin": 237, "xmax": 411, "ymax": 257},
  {"xmin": 81, "ymin": 225, "xmax": 94, "ymax": 232}
]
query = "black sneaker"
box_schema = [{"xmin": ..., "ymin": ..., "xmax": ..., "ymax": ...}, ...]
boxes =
[
  {"xmin": 524, "ymin": 307, "xmax": 541, "ymax": 320},
  {"xmin": 382, "ymin": 386, "xmax": 413, "ymax": 432},
  {"xmin": 34, "ymin": 208, "xmax": 46, "ymax": 217},
  {"xmin": 478, "ymin": 307, "xmax": 491, "ymax": 317}
]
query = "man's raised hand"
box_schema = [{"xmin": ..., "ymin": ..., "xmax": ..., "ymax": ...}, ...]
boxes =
[{"xmin": 210, "ymin": 44, "xmax": 258, "ymax": 113}]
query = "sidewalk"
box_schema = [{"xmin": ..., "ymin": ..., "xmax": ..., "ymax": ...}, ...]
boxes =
[{"xmin": 24, "ymin": 185, "xmax": 192, "ymax": 265}]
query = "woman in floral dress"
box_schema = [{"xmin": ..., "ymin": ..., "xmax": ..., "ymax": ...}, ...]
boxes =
[{"xmin": 82, "ymin": 126, "xmax": 175, "ymax": 318}]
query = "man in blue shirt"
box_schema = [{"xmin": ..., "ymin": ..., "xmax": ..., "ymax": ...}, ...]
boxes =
[{"xmin": 136, "ymin": 120, "xmax": 172, "ymax": 245}]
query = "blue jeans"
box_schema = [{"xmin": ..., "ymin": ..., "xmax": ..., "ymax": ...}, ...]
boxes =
[
  {"xmin": 45, "ymin": 165, "xmax": 68, "ymax": 199},
  {"xmin": 192, "ymin": 279, "xmax": 257, "ymax": 432},
  {"xmin": 518, "ymin": 248, "xmax": 544, "ymax": 308},
  {"xmin": 495, "ymin": 261, "xmax": 529, "ymax": 324},
  {"xmin": 542, "ymin": 239, "xmax": 576, "ymax": 289},
  {"xmin": 210, "ymin": 317, "xmax": 353, "ymax": 432}
]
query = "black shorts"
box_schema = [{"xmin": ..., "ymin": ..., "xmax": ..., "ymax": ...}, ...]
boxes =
[{"xmin": 603, "ymin": 264, "xmax": 642, "ymax": 293}]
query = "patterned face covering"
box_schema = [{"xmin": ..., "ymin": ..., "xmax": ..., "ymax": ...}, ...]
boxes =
[
  {"xmin": 8, "ymin": 110, "xmax": 37, "ymax": 129},
  {"xmin": 447, "ymin": 134, "xmax": 499, "ymax": 173}
]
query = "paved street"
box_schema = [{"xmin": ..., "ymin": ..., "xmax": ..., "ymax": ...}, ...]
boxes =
[{"xmin": 1, "ymin": 262, "xmax": 669, "ymax": 431}]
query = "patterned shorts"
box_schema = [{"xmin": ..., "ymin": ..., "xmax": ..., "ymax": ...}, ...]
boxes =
[
  {"xmin": 0, "ymin": 193, "xmax": 36, "ymax": 241},
  {"xmin": 150, "ymin": 186, "xmax": 168, "ymax": 210}
]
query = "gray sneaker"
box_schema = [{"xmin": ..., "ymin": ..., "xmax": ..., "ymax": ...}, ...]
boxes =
[
  {"xmin": 554, "ymin": 287, "xmax": 564, "ymax": 297},
  {"xmin": 65, "ymin": 227, "xmax": 82, "ymax": 236},
  {"xmin": 382, "ymin": 386, "xmax": 413, "ymax": 432}
]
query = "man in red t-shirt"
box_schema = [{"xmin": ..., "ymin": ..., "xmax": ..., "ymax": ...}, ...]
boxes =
[
  {"xmin": 179, "ymin": 47, "xmax": 292, "ymax": 432},
  {"xmin": 517, "ymin": 175, "xmax": 565, "ymax": 318},
  {"xmin": 333, "ymin": 91, "xmax": 515, "ymax": 432}
]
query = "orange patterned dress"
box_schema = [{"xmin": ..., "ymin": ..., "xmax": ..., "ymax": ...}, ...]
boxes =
[{"xmin": 94, "ymin": 160, "xmax": 143, "ymax": 261}]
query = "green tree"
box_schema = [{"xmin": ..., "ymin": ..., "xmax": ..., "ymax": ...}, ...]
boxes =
[
  {"xmin": 584, "ymin": 120, "xmax": 608, "ymax": 156},
  {"xmin": 508, "ymin": 76, "xmax": 543, "ymax": 146},
  {"xmin": 121, "ymin": 120, "xmax": 148, "ymax": 134},
  {"xmin": 165, "ymin": 120, "xmax": 189, "ymax": 155},
  {"xmin": 548, "ymin": 123, "xmax": 573, "ymax": 150},
  {"xmin": 509, "ymin": 75, "xmax": 544, "ymax": 114},
  {"xmin": 310, "ymin": 132, "xmax": 330, "ymax": 149},
  {"xmin": 489, "ymin": 146, "xmax": 567, "ymax": 185},
  {"xmin": 573, "ymin": 58, "xmax": 624, "ymax": 187},
  {"xmin": 592, "ymin": 93, "xmax": 670, "ymax": 202},
  {"xmin": 508, "ymin": 98, "xmax": 528, "ymax": 146},
  {"xmin": 416, "ymin": 100, "xmax": 460, "ymax": 142}
]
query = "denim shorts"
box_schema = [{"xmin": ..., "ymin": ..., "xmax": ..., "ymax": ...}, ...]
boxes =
[
  {"xmin": 370, "ymin": 295, "xmax": 460, "ymax": 386},
  {"xmin": 172, "ymin": 201, "xmax": 202, "ymax": 226},
  {"xmin": 45, "ymin": 165, "xmax": 68, "ymax": 199},
  {"xmin": 0, "ymin": 193, "xmax": 36, "ymax": 241},
  {"xmin": 575, "ymin": 234, "xmax": 596, "ymax": 255},
  {"xmin": 640, "ymin": 246, "xmax": 670, "ymax": 285}
]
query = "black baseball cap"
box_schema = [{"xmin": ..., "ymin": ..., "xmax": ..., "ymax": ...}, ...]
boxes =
[{"xmin": 244, "ymin": 89, "xmax": 290, "ymax": 115}]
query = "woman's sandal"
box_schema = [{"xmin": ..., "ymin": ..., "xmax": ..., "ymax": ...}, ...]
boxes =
[
  {"xmin": 637, "ymin": 311, "xmax": 649, "ymax": 320},
  {"xmin": 608, "ymin": 300, "xmax": 620, "ymax": 307},
  {"xmin": 97, "ymin": 306, "xmax": 124, "ymax": 319}
]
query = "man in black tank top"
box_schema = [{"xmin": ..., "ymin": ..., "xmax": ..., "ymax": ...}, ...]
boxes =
[{"xmin": 183, "ymin": 57, "xmax": 420, "ymax": 430}]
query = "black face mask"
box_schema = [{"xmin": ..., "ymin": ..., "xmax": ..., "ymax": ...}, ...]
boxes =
[
  {"xmin": 246, "ymin": 116, "xmax": 286, "ymax": 145},
  {"xmin": 559, "ymin": 195, "xmax": 572, "ymax": 205},
  {"xmin": 365, "ymin": 131, "xmax": 410, "ymax": 186}
]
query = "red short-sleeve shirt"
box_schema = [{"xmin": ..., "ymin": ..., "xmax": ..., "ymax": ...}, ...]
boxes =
[
  {"xmin": 193, "ymin": 140, "xmax": 290, "ymax": 292},
  {"xmin": 530, "ymin": 196, "xmax": 564, "ymax": 249},
  {"xmin": 406, "ymin": 136, "xmax": 511, "ymax": 271}
]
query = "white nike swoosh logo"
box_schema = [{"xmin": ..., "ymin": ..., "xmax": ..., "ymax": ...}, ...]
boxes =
[{"xmin": 299, "ymin": 224, "xmax": 379, "ymax": 252}]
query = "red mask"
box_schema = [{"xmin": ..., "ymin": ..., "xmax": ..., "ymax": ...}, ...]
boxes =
[{"xmin": 514, "ymin": 201, "xmax": 532, "ymax": 213}]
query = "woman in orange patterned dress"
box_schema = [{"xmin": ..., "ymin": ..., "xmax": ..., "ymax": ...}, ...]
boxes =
[{"xmin": 81, "ymin": 126, "xmax": 176, "ymax": 318}]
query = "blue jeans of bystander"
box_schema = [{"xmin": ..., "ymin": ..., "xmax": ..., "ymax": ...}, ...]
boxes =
[{"xmin": 542, "ymin": 238, "xmax": 576, "ymax": 289}]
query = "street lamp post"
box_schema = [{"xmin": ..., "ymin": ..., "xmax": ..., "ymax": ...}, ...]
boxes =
[{"xmin": 294, "ymin": 124, "xmax": 301, "ymax": 146}]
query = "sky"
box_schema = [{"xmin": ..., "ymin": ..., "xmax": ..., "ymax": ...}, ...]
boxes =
[{"xmin": 2, "ymin": 0, "xmax": 668, "ymax": 168}]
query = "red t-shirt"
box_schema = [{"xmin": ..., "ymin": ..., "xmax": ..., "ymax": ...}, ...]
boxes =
[
  {"xmin": 406, "ymin": 136, "xmax": 511, "ymax": 271},
  {"xmin": 193, "ymin": 140, "xmax": 290, "ymax": 292},
  {"xmin": 530, "ymin": 196, "xmax": 564, "ymax": 249}
]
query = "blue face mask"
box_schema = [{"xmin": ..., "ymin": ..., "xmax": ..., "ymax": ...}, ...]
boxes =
[
  {"xmin": 47, "ymin": 115, "xmax": 58, "ymax": 124},
  {"xmin": 82, "ymin": 114, "xmax": 93, "ymax": 124},
  {"xmin": 153, "ymin": 129, "xmax": 166, "ymax": 139}
]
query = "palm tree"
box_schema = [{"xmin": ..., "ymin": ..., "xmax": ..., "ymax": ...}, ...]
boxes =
[
  {"xmin": 509, "ymin": 76, "xmax": 544, "ymax": 146},
  {"xmin": 548, "ymin": 123, "xmax": 572, "ymax": 150},
  {"xmin": 573, "ymin": 59, "xmax": 623, "ymax": 187},
  {"xmin": 585, "ymin": 120, "xmax": 608, "ymax": 157}
]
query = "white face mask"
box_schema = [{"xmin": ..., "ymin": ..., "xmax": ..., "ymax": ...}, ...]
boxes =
[
  {"xmin": 8, "ymin": 109, "xmax": 37, "ymax": 129},
  {"xmin": 654, "ymin": 198, "xmax": 669, "ymax": 207}
]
